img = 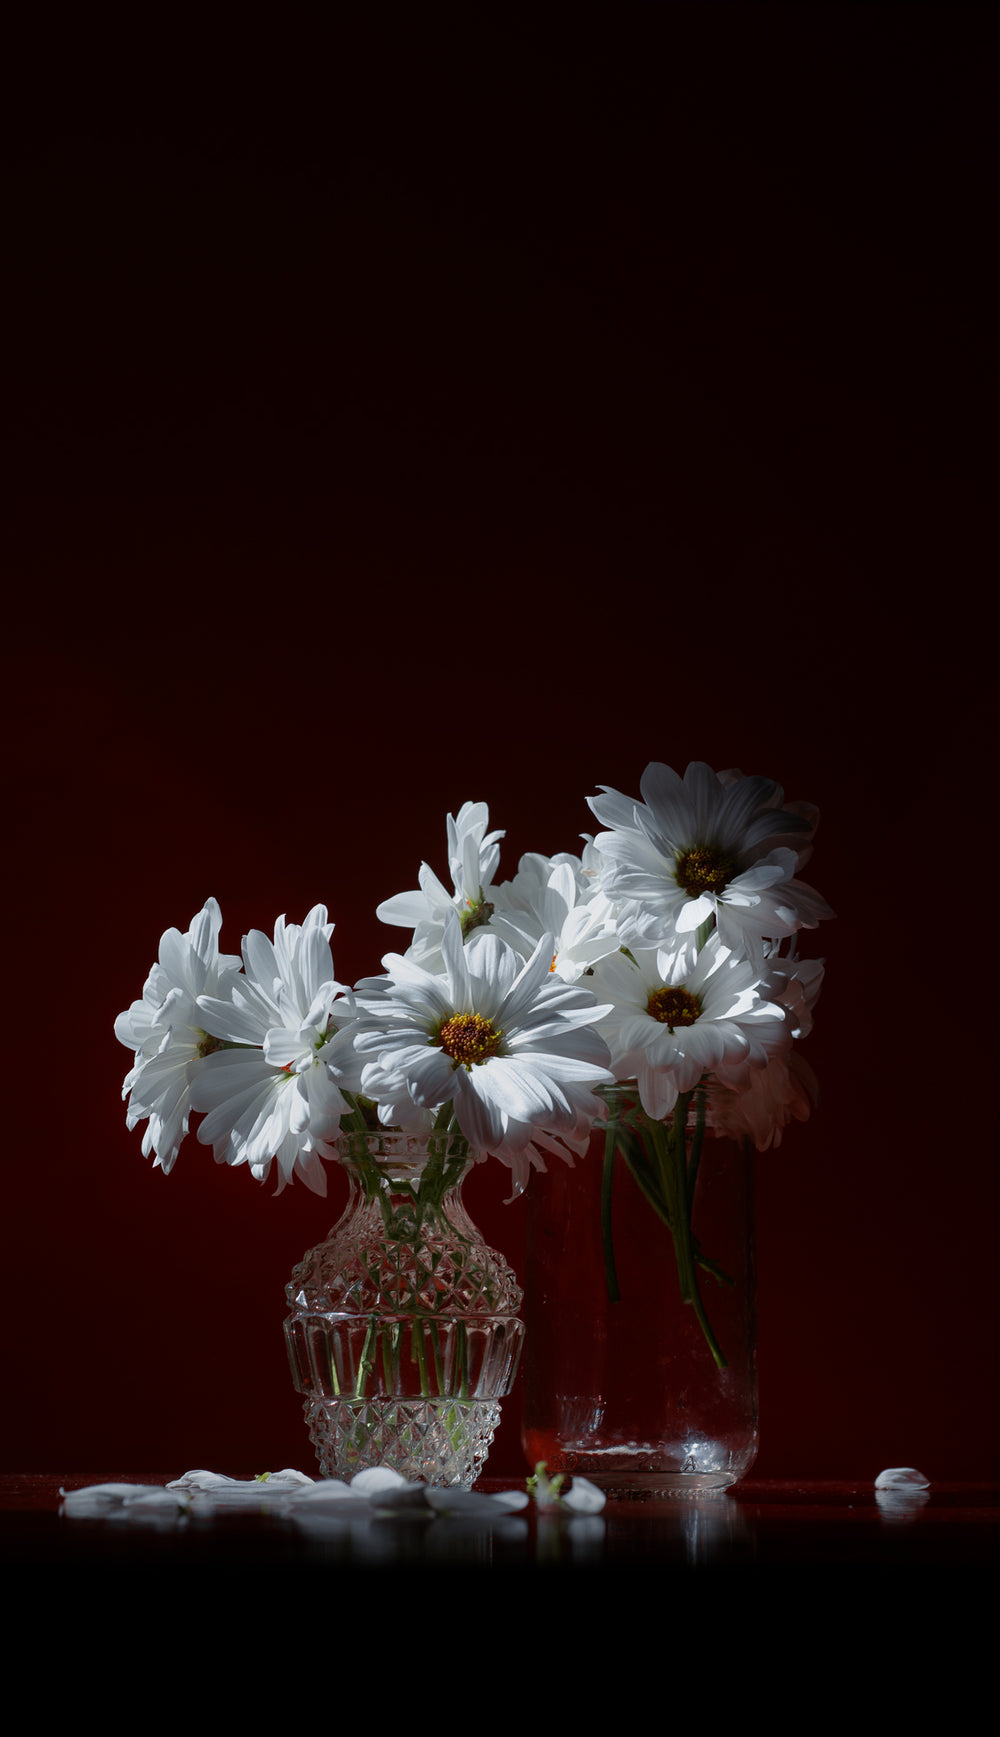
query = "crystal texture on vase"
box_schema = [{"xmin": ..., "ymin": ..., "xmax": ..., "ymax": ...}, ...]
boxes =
[{"xmin": 284, "ymin": 1134, "xmax": 524, "ymax": 1488}]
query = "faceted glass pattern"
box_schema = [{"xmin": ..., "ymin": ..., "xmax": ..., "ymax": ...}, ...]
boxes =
[{"xmin": 285, "ymin": 1136, "xmax": 524, "ymax": 1488}]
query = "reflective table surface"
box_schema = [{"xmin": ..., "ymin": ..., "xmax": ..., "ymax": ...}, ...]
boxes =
[
  {"xmin": 2, "ymin": 1473, "xmax": 994, "ymax": 1579},
  {"xmin": 6, "ymin": 1472, "xmax": 991, "ymax": 1710}
]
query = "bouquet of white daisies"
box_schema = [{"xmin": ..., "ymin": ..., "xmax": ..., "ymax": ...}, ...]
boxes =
[{"xmin": 116, "ymin": 761, "xmax": 831, "ymax": 1360}]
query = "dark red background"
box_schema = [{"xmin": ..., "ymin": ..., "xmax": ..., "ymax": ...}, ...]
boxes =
[{"xmin": 3, "ymin": 10, "xmax": 995, "ymax": 1482}]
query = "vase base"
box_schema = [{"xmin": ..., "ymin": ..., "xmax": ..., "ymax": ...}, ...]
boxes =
[{"xmin": 304, "ymin": 1395, "xmax": 503, "ymax": 1490}]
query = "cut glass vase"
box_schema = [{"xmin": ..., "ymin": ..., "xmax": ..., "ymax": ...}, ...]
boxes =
[{"xmin": 284, "ymin": 1132, "xmax": 524, "ymax": 1488}]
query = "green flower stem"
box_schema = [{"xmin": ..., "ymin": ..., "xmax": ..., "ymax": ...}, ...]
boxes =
[
  {"xmin": 456, "ymin": 1320, "xmax": 470, "ymax": 1401},
  {"xmin": 412, "ymin": 1320, "xmax": 431, "ymax": 1397},
  {"xmin": 618, "ymin": 1131, "xmax": 672, "ymax": 1228},
  {"xmin": 381, "ymin": 1322, "xmax": 400, "ymax": 1390},
  {"xmin": 686, "ymin": 1084, "xmax": 707, "ymax": 1213},
  {"xmin": 601, "ymin": 1120, "xmax": 621, "ymax": 1304},
  {"xmin": 600, "ymin": 1084, "xmax": 730, "ymax": 1370},
  {"xmin": 410, "ymin": 1102, "xmax": 468, "ymax": 1233},
  {"xmin": 339, "ymin": 1090, "xmax": 374, "ymax": 1136},
  {"xmin": 695, "ymin": 1251, "xmax": 734, "ymax": 1287},
  {"xmin": 646, "ymin": 1105, "xmax": 728, "ymax": 1370},
  {"xmin": 430, "ymin": 1323, "xmax": 445, "ymax": 1394},
  {"xmin": 336, "ymin": 1108, "xmax": 482, "ymax": 1405},
  {"xmin": 355, "ymin": 1318, "xmax": 378, "ymax": 1397}
]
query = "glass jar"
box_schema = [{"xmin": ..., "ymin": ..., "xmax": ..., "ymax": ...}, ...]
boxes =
[{"xmin": 522, "ymin": 1108, "xmax": 757, "ymax": 1495}]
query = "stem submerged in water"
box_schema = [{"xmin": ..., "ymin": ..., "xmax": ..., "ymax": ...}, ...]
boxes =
[
  {"xmin": 648, "ymin": 1105, "xmax": 727, "ymax": 1370},
  {"xmin": 601, "ymin": 1119, "xmax": 621, "ymax": 1304},
  {"xmin": 602, "ymin": 1085, "xmax": 729, "ymax": 1369}
]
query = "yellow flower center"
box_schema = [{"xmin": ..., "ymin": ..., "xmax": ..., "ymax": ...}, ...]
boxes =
[
  {"xmin": 646, "ymin": 985, "xmax": 702, "ymax": 1031},
  {"xmin": 674, "ymin": 845, "xmax": 733, "ymax": 899},
  {"xmin": 436, "ymin": 1012, "xmax": 504, "ymax": 1068}
]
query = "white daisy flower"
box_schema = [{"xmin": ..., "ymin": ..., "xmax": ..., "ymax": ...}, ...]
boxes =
[
  {"xmin": 587, "ymin": 932, "xmax": 786, "ymax": 1122},
  {"xmin": 756, "ymin": 944, "xmax": 825, "ymax": 1042},
  {"xmin": 191, "ymin": 906, "xmax": 361, "ymax": 1195},
  {"xmin": 707, "ymin": 1049, "xmax": 820, "ymax": 1150},
  {"xmin": 489, "ymin": 849, "xmax": 621, "ymax": 982},
  {"xmin": 114, "ymin": 897, "xmax": 243, "ymax": 1173},
  {"xmin": 707, "ymin": 943, "xmax": 825, "ymax": 1147},
  {"xmin": 353, "ymin": 912, "xmax": 615, "ymax": 1195},
  {"xmin": 374, "ymin": 800, "xmax": 505, "ymax": 967},
  {"xmin": 587, "ymin": 761, "xmax": 832, "ymax": 969}
]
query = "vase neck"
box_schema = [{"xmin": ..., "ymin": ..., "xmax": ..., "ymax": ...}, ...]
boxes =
[{"xmin": 334, "ymin": 1131, "xmax": 474, "ymax": 1192}]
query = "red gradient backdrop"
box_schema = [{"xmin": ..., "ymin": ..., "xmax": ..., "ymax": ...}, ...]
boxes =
[{"xmin": 3, "ymin": 13, "xmax": 995, "ymax": 1482}]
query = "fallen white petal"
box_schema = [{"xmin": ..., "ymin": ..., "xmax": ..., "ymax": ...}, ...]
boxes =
[
  {"xmin": 489, "ymin": 1489, "xmax": 531, "ymax": 1512},
  {"xmin": 167, "ymin": 1470, "xmax": 245, "ymax": 1490},
  {"xmin": 424, "ymin": 1489, "xmax": 508, "ymax": 1518},
  {"xmin": 874, "ymin": 1466, "xmax": 930, "ymax": 1489},
  {"xmin": 60, "ymin": 1483, "xmax": 164, "ymax": 1513},
  {"xmin": 167, "ymin": 1468, "xmax": 315, "ymax": 1494},
  {"xmin": 284, "ymin": 1479, "xmax": 355, "ymax": 1503},
  {"xmin": 562, "ymin": 1477, "xmax": 606, "ymax": 1513},
  {"xmin": 61, "ymin": 1465, "xmax": 539, "ymax": 1530},
  {"xmin": 350, "ymin": 1467, "xmax": 412, "ymax": 1496},
  {"xmin": 120, "ymin": 1488, "xmax": 191, "ymax": 1511}
]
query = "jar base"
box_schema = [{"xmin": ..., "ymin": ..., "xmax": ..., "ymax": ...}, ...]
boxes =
[
  {"xmin": 573, "ymin": 1470, "xmax": 738, "ymax": 1498},
  {"xmin": 523, "ymin": 1427, "xmax": 756, "ymax": 1496}
]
